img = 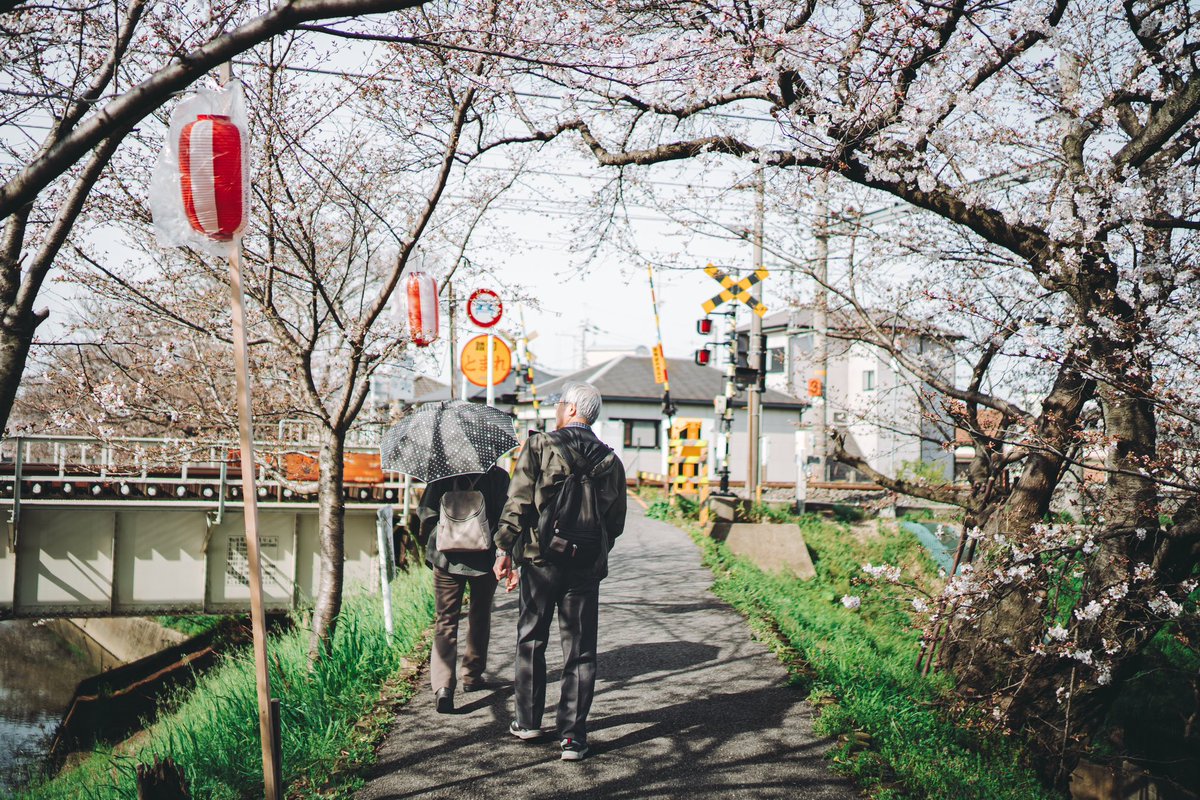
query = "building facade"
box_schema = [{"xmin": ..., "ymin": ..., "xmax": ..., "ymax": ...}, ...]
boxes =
[
  {"xmin": 735, "ymin": 307, "xmax": 956, "ymax": 482},
  {"xmin": 514, "ymin": 355, "xmax": 808, "ymax": 486}
]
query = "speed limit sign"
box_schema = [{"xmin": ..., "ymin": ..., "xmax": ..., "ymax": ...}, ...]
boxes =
[{"xmin": 467, "ymin": 288, "xmax": 503, "ymax": 329}]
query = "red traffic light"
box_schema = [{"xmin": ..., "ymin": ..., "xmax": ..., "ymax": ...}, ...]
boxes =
[
  {"xmin": 696, "ymin": 318, "xmax": 713, "ymax": 335},
  {"xmin": 694, "ymin": 348, "xmax": 712, "ymax": 366}
]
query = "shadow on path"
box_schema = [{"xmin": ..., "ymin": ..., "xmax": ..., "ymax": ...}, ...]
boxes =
[{"xmin": 357, "ymin": 506, "xmax": 855, "ymax": 800}]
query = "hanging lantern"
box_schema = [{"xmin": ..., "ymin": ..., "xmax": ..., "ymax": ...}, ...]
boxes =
[
  {"xmin": 179, "ymin": 114, "xmax": 245, "ymax": 241},
  {"xmin": 406, "ymin": 272, "xmax": 439, "ymax": 347},
  {"xmin": 151, "ymin": 82, "xmax": 250, "ymax": 257}
]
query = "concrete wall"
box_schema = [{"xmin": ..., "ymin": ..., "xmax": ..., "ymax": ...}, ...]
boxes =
[{"xmin": 0, "ymin": 503, "xmax": 381, "ymax": 618}]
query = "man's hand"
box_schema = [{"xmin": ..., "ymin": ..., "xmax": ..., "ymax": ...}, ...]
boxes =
[
  {"xmin": 494, "ymin": 553, "xmax": 510, "ymax": 581},
  {"xmin": 494, "ymin": 553, "xmax": 519, "ymax": 593}
]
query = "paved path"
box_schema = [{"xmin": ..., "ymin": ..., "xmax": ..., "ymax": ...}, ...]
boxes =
[{"xmin": 358, "ymin": 505, "xmax": 857, "ymax": 800}]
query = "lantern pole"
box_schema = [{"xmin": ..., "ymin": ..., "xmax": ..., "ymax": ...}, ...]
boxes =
[{"xmin": 219, "ymin": 64, "xmax": 283, "ymax": 800}]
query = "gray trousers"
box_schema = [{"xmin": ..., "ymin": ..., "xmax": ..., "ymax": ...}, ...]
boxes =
[
  {"xmin": 515, "ymin": 562, "xmax": 600, "ymax": 743},
  {"xmin": 431, "ymin": 567, "xmax": 497, "ymax": 693}
]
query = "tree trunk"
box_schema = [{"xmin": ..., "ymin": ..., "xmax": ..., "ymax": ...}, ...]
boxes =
[
  {"xmin": 308, "ymin": 429, "xmax": 346, "ymax": 661},
  {"xmin": 0, "ymin": 306, "xmax": 42, "ymax": 435}
]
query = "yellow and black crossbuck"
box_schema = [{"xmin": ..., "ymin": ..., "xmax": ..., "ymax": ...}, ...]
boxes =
[{"xmin": 700, "ymin": 264, "xmax": 769, "ymax": 317}]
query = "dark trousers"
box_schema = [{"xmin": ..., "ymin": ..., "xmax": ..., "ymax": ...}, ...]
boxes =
[
  {"xmin": 515, "ymin": 562, "xmax": 600, "ymax": 743},
  {"xmin": 431, "ymin": 567, "xmax": 497, "ymax": 693}
]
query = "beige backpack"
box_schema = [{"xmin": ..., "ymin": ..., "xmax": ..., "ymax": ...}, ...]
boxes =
[{"xmin": 435, "ymin": 477, "xmax": 491, "ymax": 552}]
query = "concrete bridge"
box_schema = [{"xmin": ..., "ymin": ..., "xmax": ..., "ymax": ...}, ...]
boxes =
[{"xmin": 0, "ymin": 435, "xmax": 412, "ymax": 620}]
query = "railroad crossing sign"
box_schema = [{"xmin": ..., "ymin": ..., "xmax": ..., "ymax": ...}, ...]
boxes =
[{"xmin": 701, "ymin": 264, "xmax": 768, "ymax": 317}]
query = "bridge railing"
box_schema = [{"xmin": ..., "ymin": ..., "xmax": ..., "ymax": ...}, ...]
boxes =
[{"xmin": 0, "ymin": 435, "xmax": 415, "ymax": 508}]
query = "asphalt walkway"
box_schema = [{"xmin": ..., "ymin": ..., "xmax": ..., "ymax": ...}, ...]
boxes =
[{"xmin": 358, "ymin": 504, "xmax": 857, "ymax": 800}]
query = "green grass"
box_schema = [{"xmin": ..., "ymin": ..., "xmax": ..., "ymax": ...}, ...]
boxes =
[
  {"xmin": 153, "ymin": 615, "xmax": 229, "ymax": 637},
  {"xmin": 654, "ymin": 499, "xmax": 1058, "ymax": 800},
  {"xmin": 10, "ymin": 569, "xmax": 435, "ymax": 800}
]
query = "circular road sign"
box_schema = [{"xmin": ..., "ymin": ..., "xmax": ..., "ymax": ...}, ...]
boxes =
[
  {"xmin": 467, "ymin": 288, "xmax": 503, "ymax": 328},
  {"xmin": 461, "ymin": 334, "xmax": 512, "ymax": 387}
]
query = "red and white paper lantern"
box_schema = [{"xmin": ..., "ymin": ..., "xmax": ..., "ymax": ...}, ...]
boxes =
[
  {"xmin": 406, "ymin": 272, "xmax": 439, "ymax": 347},
  {"xmin": 179, "ymin": 114, "xmax": 245, "ymax": 241},
  {"xmin": 151, "ymin": 82, "xmax": 250, "ymax": 257}
]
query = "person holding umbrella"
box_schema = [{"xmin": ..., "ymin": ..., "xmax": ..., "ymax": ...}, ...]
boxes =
[{"xmin": 381, "ymin": 401, "xmax": 518, "ymax": 714}]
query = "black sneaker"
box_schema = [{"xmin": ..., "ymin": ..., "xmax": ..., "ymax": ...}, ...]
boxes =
[
  {"xmin": 509, "ymin": 721, "xmax": 542, "ymax": 740},
  {"xmin": 560, "ymin": 738, "xmax": 589, "ymax": 761},
  {"xmin": 434, "ymin": 688, "xmax": 453, "ymax": 714}
]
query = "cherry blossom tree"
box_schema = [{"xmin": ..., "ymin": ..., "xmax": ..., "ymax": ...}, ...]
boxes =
[
  {"xmin": 19, "ymin": 19, "xmax": 519, "ymax": 655},
  {"xmin": 0, "ymin": 0, "xmax": 436, "ymax": 440},
  {"xmin": 371, "ymin": 0, "xmax": 1200, "ymax": 777}
]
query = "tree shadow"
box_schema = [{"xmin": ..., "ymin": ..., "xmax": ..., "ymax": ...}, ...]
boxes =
[{"xmin": 362, "ymin": 684, "xmax": 848, "ymax": 800}]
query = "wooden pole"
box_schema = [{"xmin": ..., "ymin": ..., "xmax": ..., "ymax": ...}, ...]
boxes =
[
  {"xmin": 448, "ymin": 281, "xmax": 457, "ymax": 388},
  {"xmin": 228, "ymin": 246, "xmax": 282, "ymax": 800}
]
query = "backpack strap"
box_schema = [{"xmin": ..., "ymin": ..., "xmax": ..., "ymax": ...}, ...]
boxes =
[
  {"xmin": 546, "ymin": 431, "xmax": 585, "ymax": 474},
  {"xmin": 548, "ymin": 429, "xmax": 612, "ymax": 477}
]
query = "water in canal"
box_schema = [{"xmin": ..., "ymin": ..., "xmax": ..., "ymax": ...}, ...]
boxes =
[{"xmin": 0, "ymin": 619, "xmax": 97, "ymax": 792}]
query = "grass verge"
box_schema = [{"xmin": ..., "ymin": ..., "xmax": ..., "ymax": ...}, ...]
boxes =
[
  {"xmin": 9, "ymin": 568, "xmax": 435, "ymax": 800},
  {"xmin": 649, "ymin": 499, "xmax": 1058, "ymax": 800}
]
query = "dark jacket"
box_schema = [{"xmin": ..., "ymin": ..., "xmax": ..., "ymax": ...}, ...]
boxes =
[
  {"xmin": 495, "ymin": 426, "xmax": 627, "ymax": 580},
  {"xmin": 420, "ymin": 465, "xmax": 511, "ymax": 577}
]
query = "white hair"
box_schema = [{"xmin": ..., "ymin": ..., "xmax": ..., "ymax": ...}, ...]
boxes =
[{"xmin": 561, "ymin": 381, "xmax": 602, "ymax": 424}]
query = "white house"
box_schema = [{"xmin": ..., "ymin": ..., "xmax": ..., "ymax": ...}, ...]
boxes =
[{"xmin": 738, "ymin": 307, "xmax": 957, "ymax": 481}]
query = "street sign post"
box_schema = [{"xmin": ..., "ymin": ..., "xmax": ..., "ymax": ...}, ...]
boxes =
[
  {"xmin": 651, "ymin": 343, "xmax": 668, "ymax": 385},
  {"xmin": 467, "ymin": 289, "xmax": 503, "ymax": 405},
  {"xmin": 462, "ymin": 334, "xmax": 512, "ymax": 392}
]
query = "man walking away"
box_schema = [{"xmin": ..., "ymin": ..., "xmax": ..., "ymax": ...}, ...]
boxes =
[{"xmin": 494, "ymin": 382, "xmax": 627, "ymax": 761}]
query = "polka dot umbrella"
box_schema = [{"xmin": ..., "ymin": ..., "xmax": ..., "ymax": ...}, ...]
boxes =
[{"xmin": 380, "ymin": 400, "xmax": 519, "ymax": 482}]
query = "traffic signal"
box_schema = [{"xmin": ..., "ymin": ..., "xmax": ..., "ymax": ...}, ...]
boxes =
[
  {"xmin": 694, "ymin": 347, "xmax": 712, "ymax": 366},
  {"xmin": 696, "ymin": 317, "xmax": 713, "ymax": 335},
  {"xmin": 735, "ymin": 332, "xmax": 750, "ymax": 368}
]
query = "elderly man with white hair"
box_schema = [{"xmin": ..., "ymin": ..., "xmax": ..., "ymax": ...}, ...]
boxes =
[{"xmin": 494, "ymin": 381, "xmax": 627, "ymax": 761}]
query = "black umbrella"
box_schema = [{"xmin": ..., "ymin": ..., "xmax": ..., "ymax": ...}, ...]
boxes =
[{"xmin": 380, "ymin": 400, "xmax": 518, "ymax": 482}]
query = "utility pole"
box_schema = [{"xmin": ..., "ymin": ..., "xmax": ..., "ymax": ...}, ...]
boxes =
[
  {"xmin": 746, "ymin": 167, "xmax": 765, "ymax": 501},
  {"xmin": 448, "ymin": 282, "xmax": 457, "ymax": 389},
  {"xmin": 813, "ymin": 190, "xmax": 830, "ymax": 482},
  {"xmin": 579, "ymin": 319, "xmax": 589, "ymax": 370}
]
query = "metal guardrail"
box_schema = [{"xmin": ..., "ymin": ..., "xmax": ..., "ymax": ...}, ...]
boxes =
[{"xmin": 0, "ymin": 436, "xmax": 411, "ymax": 529}]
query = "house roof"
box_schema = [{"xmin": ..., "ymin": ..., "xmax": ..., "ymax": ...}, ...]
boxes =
[
  {"xmin": 530, "ymin": 355, "xmax": 807, "ymax": 411},
  {"xmin": 412, "ymin": 375, "xmax": 447, "ymax": 399},
  {"xmin": 412, "ymin": 366, "xmax": 559, "ymax": 405},
  {"xmin": 738, "ymin": 305, "xmax": 961, "ymax": 342}
]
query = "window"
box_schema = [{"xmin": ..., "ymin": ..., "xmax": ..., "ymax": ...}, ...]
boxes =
[
  {"xmin": 767, "ymin": 347, "xmax": 786, "ymax": 373},
  {"xmin": 863, "ymin": 370, "xmax": 876, "ymax": 391},
  {"xmin": 622, "ymin": 419, "xmax": 660, "ymax": 449}
]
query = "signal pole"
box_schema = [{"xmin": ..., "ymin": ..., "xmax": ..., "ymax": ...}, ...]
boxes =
[
  {"xmin": 720, "ymin": 312, "xmax": 736, "ymax": 494},
  {"xmin": 746, "ymin": 167, "xmax": 765, "ymax": 501}
]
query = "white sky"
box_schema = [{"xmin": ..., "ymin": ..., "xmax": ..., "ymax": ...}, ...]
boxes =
[
  {"xmin": 15, "ymin": 36, "xmax": 819, "ymax": 389},
  {"xmin": 413, "ymin": 144, "xmax": 813, "ymax": 384}
]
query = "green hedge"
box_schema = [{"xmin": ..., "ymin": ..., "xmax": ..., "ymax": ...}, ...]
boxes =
[{"xmin": 11, "ymin": 569, "xmax": 434, "ymax": 800}]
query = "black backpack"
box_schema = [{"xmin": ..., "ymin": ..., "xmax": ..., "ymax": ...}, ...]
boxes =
[{"xmin": 537, "ymin": 433, "xmax": 613, "ymax": 566}]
